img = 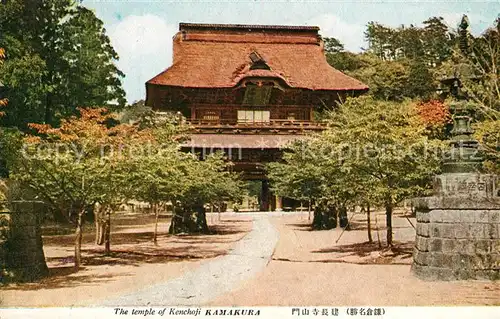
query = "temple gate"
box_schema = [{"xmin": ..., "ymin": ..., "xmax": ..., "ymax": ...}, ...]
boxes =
[{"xmin": 145, "ymin": 23, "xmax": 368, "ymax": 211}]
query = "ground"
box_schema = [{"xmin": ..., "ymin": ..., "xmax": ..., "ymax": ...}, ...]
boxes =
[
  {"xmin": 1, "ymin": 212, "xmax": 252, "ymax": 307},
  {"xmin": 1, "ymin": 210, "xmax": 499, "ymax": 306}
]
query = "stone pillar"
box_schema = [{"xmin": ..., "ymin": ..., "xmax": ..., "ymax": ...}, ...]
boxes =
[
  {"xmin": 0, "ymin": 201, "xmax": 48, "ymax": 283},
  {"xmin": 412, "ymin": 174, "xmax": 500, "ymax": 280}
]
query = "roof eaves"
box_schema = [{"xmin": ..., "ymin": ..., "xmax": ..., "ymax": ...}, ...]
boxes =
[{"xmin": 179, "ymin": 23, "xmax": 320, "ymax": 32}]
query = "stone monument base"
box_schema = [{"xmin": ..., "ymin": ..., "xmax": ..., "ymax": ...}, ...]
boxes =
[
  {"xmin": 412, "ymin": 197, "xmax": 499, "ymax": 281},
  {"xmin": 0, "ymin": 201, "xmax": 48, "ymax": 283}
]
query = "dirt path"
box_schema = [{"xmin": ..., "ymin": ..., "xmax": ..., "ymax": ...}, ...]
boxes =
[
  {"xmin": 1, "ymin": 213, "xmax": 252, "ymax": 307},
  {"xmin": 102, "ymin": 214, "xmax": 279, "ymax": 306},
  {"xmin": 211, "ymin": 211, "xmax": 500, "ymax": 306},
  {"xmin": 3, "ymin": 211, "xmax": 498, "ymax": 307}
]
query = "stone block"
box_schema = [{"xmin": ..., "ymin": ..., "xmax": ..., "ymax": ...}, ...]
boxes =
[
  {"xmin": 475, "ymin": 270, "xmax": 500, "ymax": 281},
  {"xmin": 440, "ymin": 224, "xmax": 456, "ymax": 238},
  {"xmin": 416, "ymin": 211, "xmax": 430, "ymax": 223},
  {"xmin": 5, "ymin": 234, "xmax": 38, "ymax": 249},
  {"xmin": 463, "ymin": 240, "xmax": 477, "ymax": 254},
  {"xmin": 0, "ymin": 263, "xmax": 48, "ymax": 283},
  {"xmin": 469, "ymin": 224, "xmax": 485, "ymax": 239},
  {"xmin": 416, "ymin": 223, "xmax": 430, "ymax": 237},
  {"xmin": 412, "ymin": 264, "xmax": 452, "ymax": 281},
  {"xmin": 483, "ymin": 253, "xmax": 499, "ymax": 269},
  {"xmin": 430, "ymin": 238, "xmax": 443, "ymax": 252},
  {"xmin": 460, "ymin": 211, "xmax": 476, "ymax": 223},
  {"xmin": 452, "ymin": 269, "xmax": 474, "ymax": 280},
  {"xmin": 441, "ymin": 239, "xmax": 456, "ymax": 253},
  {"xmin": 1, "ymin": 207, "xmax": 48, "ymax": 283},
  {"xmin": 483, "ymin": 224, "xmax": 498, "ymax": 239},
  {"xmin": 441, "ymin": 210, "xmax": 461, "ymax": 223},
  {"xmin": 475, "ymin": 240, "xmax": 492, "ymax": 254},
  {"xmin": 489, "ymin": 211, "xmax": 499, "ymax": 223},
  {"xmin": 8, "ymin": 201, "xmax": 43, "ymax": 213},
  {"xmin": 435, "ymin": 267, "xmax": 454, "ymax": 280},
  {"xmin": 10, "ymin": 226, "xmax": 37, "ymax": 238},
  {"xmin": 452, "ymin": 254, "xmax": 472, "ymax": 269},
  {"xmin": 413, "ymin": 249, "xmax": 429, "ymax": 265},
  {"xmin": 454, "ymin": 224, "xmax": 470, "ymax": 239},
  {"xmin": 429, "ymin": 252, "xmax": 449, "ymax": 267},
  {"xmin": 494, "ymin": 238, "xmax": 500, "ymax": 253},
  {"xmin": 10, "ymin": 213, "xmax": 37, "ymax": 227},
  {"xmin": 416, "ymin": 236, "xmax": 429, "ymax": 251},
  {"xmin": 431, "ymin": 225, "xmax": 441, "ymax": 237},
  {"xmin": 5, "ymin": 249, "xmax": 43, "ymax": 267},
  {"xmin": 474, "ymin": 211, "xmax": 490, "ymax": 223},
  {"xmin": 453, "ymin": 240, "xmax": 466, "ymax": 254},
  {"xmin": 429, "ymin": 210, "xmax": 443, "ymax": 223}
]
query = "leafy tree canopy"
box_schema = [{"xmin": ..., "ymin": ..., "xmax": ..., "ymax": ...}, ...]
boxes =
[{"xmin": 0, "ymin": 0, "xmax": 126, "ymax": 129}]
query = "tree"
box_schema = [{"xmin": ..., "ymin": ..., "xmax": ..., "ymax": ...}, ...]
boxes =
[
  {"xmin": 131, "ymin": 142, "xmax": 187, "ymax": 242},
  {"xmin": 323, "ymin": 37, "xmax": 345, "ymax": 54},
  {"xmin": 347, "ymin": 54, "xmax": 411, "ymax": 101},
  {"xmin": 92, "ymin": 121, "xmax": 149, "ymax": 253},
  {"xmin": 268, "ymin": 139, "xmax": 364, "ymax": 230},
  {"xmin": 0, "ymin": 47, "xmax": 7, "ymax": 116},
  {"xmin": 364, "ymin": 17, "xmax": 453, "ymax": 65},
  {"xmin": 168, "ymin": 152, "xmax": 244, "ymax": 234},
  {"xmin": 0, "ymin": 1, "xmax": 125, "ymax": 129},
  {"xmin": 422, "ymin": 17, "xmax": 453, "ymax": 66},
  {"xmin": 8, "ymin": 108, "xmax": 136, "ymax": 268},
  {"xmin": 119, "ymin": 100, "xmax": 150, "ymax": 124},
  {"xmin": 267, "ymin": 140, "xmax": 324, "ymax": 221},
  {"xmin": 321, "ymin": 97, "xmax": 444, "ymax": 245},
  {"xmin": 268, "ymin": 97, "xmax": 445, "ymax": 243},
  {"xmin": 326, "ymin": 52, "xmax": 437, "ymax": 101},
  {"xmin": 326, "ymin": 16, "xmax": 457, "ymax": 103}
]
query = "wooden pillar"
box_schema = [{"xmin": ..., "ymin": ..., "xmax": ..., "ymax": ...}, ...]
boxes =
[
  {"xmin": 275, "ymin": 195, "xmax": 282, "ymax": 211},
  {"xmin": 270, "ymin": 193, "xmax": 276, "ymax": 211},
  {"xmin": 191, "ymin": 107, "xmax": 196, "ymax": 120},
  {"xmin": 260, "ymin": 180, "xmax": 270, "ymax": 212}
]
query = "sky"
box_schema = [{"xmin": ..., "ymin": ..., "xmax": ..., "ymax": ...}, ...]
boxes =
[{"xmin": 81, "ymin": 0, "xmax": 500, "ymax": 104}]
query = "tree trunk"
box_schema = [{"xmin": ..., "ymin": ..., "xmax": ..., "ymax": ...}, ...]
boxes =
[
  {"xmin": 170, "ymin": 202, "xmax": 176, "ymax": 235},
  {"xmin": 104, "ymin": 209, "xmax": 111, "ymax": 254},
  {"xmin": 385, "ymin": 203, "xmax": 393, "ymax": 247},
  {"xmin": 95, "ymin": 206, "xmax": 105, "ymax": 245},
  {"xmin": 338, "ymin": 205, "xmax": 349, "ymax": 228},
  {"xmin": 44, "ymin": 91, "xmax": 53, "ymax": 125},
  {"xmin": 312, "ymin": 201, "xmax": 337, "ymax": 230},
  {"xmin": 74, "ymin": 209, "xmax": 85, "ymax": 270},
  {"xmin": 308, "ymin": 199, "xmax": 312, "ymax": 221},
  {"xmin": 52, "ymin": 208, "xmax": 70, "ymax": 224},
  {"xmin": 367, "ymin": 204, "xmax": 373, "ymax": 243},
  {"xmin": 153, "ymin": 203, "xmax": 159, "ymax": 245},
  {"xmin": 169, "ymin": 204, "xmax": 210, "ymax": 234}
]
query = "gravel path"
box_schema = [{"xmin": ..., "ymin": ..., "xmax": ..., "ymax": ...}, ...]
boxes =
[{"xmin": 102, "ymin": 214, "xmax": 279, "ymax": 306}]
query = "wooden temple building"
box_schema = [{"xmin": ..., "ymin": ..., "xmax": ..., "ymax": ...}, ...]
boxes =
[{"xmin": 145, "ymin": 23, "xmax": 368, "ymax": 211}]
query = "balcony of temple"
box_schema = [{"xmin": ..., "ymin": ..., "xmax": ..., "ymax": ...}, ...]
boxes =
[{"xmin": 184, "ymin": 104, "xmax": 326, "ymax": 134}]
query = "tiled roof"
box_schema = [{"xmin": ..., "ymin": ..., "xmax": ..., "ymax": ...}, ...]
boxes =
[
  {"xmin": 147, "ymin": 23, "xmax": 368, "ymax": 91},
  {"xmin": 179, "ymin": 23, "xmax": 320, "ymax": 31}
]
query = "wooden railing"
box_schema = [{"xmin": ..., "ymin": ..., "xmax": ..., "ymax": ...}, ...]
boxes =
[
  {"xmin": 188, "ymin": 118, "xmax": 326, "ymax": 129},
  {"xmin": 191, "ymin": 104, "xmax": 310, "ymax": 109}
]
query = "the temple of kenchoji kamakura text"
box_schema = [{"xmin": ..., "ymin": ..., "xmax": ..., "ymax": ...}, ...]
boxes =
[{"xmin": 145, "ymin": 23, "xmax": 368, "ymax": 211}]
